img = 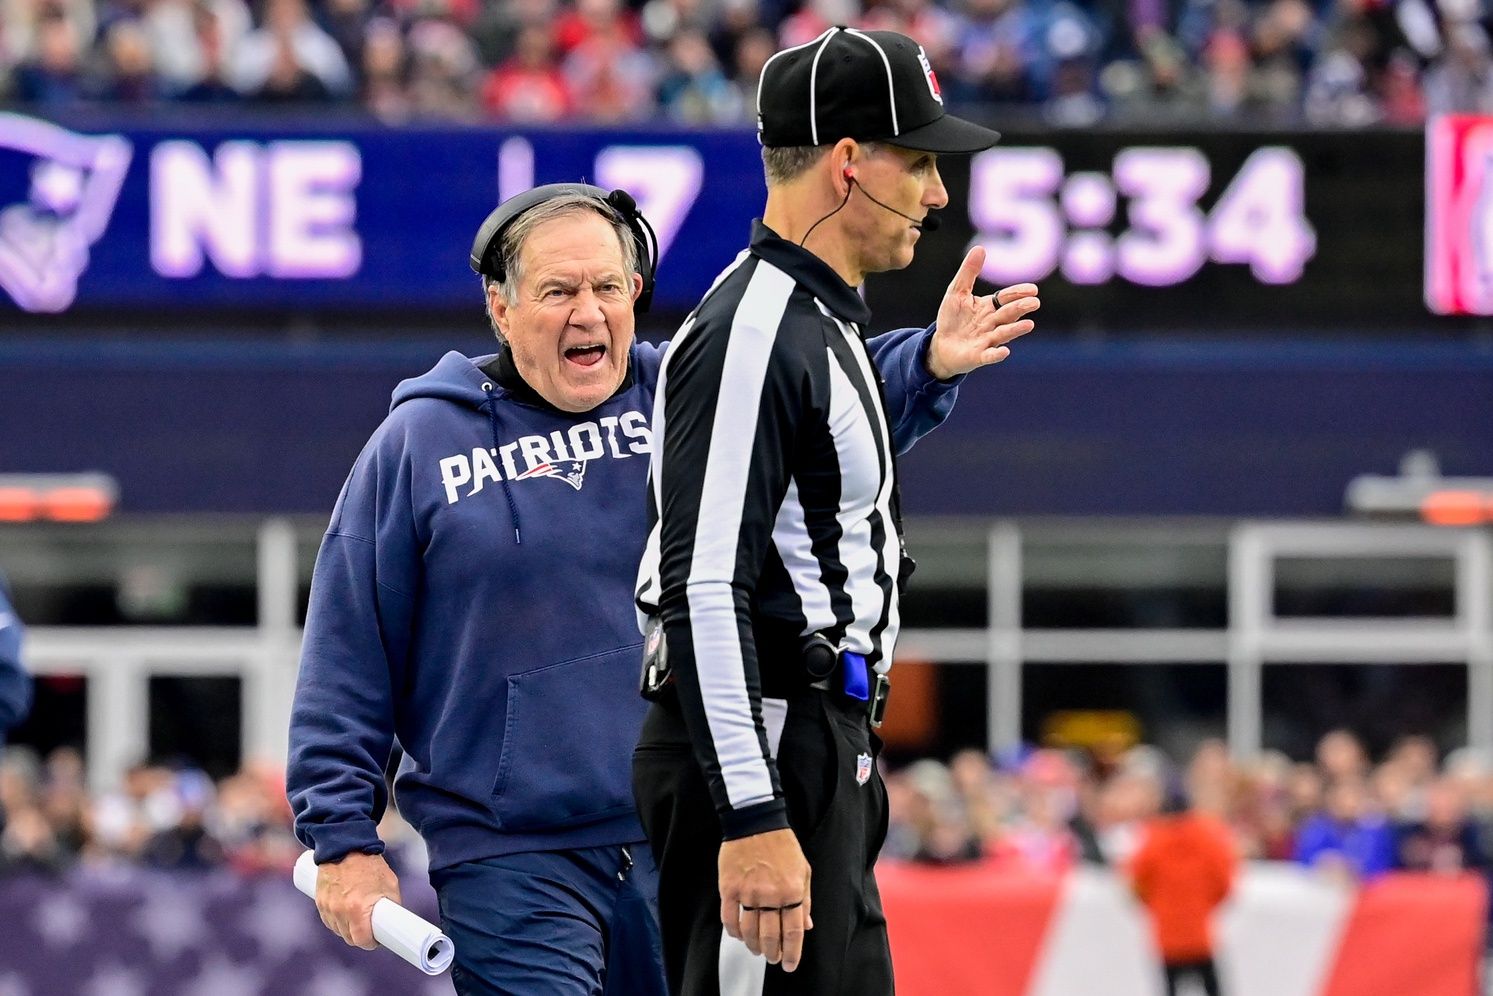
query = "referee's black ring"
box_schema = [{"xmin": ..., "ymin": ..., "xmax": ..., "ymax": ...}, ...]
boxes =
[{"xmin": 740, "ymin": 900, "xmax": 804, "ymax": 912}]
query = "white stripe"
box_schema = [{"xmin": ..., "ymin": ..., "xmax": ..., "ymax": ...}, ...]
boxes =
[
  {"xmin": 1027, "ymin": 866, "xmax": 1165, "ymax": 996},
  {"xmin": 637, "ymin": 249, "xmax": 754, "ymax": 621},
  {"xmin": 806, "ymin": 29, "xmax": 839, "ymax": 147},
  {"xmin": 717, "ymin": 694, "xmax": 787, "ymax": 996},
  {"xmin": 771, "ymin": 479, "xmax": 838, "ymax": 635},
  {"xmin": 686, "ymin": 263, "xmax": 797, "ymax": 810},
  {"xmin": 1214, "ymin": 863, "xmax": 1352, "ymax": 996},
  {"xmin": 756, "ymin": 27, "xmax": 837, "ymax": 124},
  {"xmin": 825, "ymin": 314, "xmax": 901, "ymax": 666},
  {"xmin": 844, "ymin": 29, "xmax": 899, "ymax": 136},
  {"xmin": 761, "ymin": 698, "xmax": 788, "ymax": 759},
  {"xmin": 719, "ymin": 934, "xmax": 767, "ymax": 996},
  {"xmin": 822, "ymin": 343, "xmax": 896, "ymax": 659}
]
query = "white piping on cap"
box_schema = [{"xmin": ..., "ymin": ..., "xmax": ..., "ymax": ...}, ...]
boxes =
[
  {"xmin": 844, "ymin": 28, "xmax": 899, "ymax": 136},
  {"xmin": 806, "ymin": 27, "xmax": 840, "ymax": 146},
  {"xmin": 757, "ymin": 26, "xmax": 838, "ymax": 134}
]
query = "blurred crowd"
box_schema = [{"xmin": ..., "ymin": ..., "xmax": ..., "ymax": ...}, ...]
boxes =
[
  {"xmin": 3, "ymin": 0, "xmax": 1493, "ymax": 126},
  {"xmin": 2, "ymin": 727, "xmax": 1486, "ymax": 886},
  {"xmin": 0, "ymin": 746, "xmax": 314, "ymax": 875},
  {"xmin": 884, "ymin": 729, "xmax": 1492, "ymax": 885}
]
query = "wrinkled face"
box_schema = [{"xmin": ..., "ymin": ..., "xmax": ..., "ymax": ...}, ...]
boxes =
[
  {"xmin": 489, "ymin": 212, "xmax": 641, "ymax": 413},
  {"xmin": 846, "ymin": 144, "xmax": 948, "ymax": 274}
]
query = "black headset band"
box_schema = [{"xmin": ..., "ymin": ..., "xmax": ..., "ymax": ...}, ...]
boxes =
[{"xmin": 469, "ymin": 183, "xmax": 657, "ymax": 314}]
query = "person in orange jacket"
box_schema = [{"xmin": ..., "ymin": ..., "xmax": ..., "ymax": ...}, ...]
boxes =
[{"xmin": 1129, "ymin": 788, "xmax": 1239, "ymax": 996}]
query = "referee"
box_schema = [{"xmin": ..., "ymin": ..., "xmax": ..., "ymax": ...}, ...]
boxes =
[{"xmin": 633, "ymin": 26, "xmax": 1038, "ymax": 995}]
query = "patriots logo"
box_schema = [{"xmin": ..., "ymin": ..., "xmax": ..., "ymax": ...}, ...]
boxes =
[
  {"xmin": 0, "ymin": 114, "xmax": 132, "ymax": 313},
  {"xmin": 514, "ymin": 460, "xmax": 589, "ymax": 491},
  {"xmin": 916, "ymin": 48, "xmax": 943, "ymax": 106}
]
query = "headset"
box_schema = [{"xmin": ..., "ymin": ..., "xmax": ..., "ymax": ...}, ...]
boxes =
[
  {"xmin": 842, "ymin": 164, "xmax": 940, "ymax": 232},
  {"xmin": 469, "ymin": 183, "xmax": 660, "ymax": 313},
  {"xmin": 799, "ymin": 161, "xmax": 941, "ymax": 250}
]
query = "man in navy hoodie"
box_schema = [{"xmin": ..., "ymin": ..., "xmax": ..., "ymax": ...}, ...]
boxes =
[
  {"xmin": 287, "ymin": 185, "xmax": 1012, "ymax": 995},
  {"xmin": 0, "ymin": 577, "xmax": 30, "ymax": 743}
]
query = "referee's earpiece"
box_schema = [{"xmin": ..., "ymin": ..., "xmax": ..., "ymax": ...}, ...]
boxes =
[{"xmin": 842, "ymin": 164, "xmax": 855, "ymax": 182}]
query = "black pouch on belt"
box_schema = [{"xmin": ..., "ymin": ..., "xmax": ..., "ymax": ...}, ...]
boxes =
[{"xmin": 639, "ymin": 615, "xmax": 672, "ymax": 701}]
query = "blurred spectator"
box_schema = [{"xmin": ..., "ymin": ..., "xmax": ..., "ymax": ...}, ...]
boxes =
[
  {"xmin": 1, "ymin": 0, "xmax": 1487, "ymax": 123},
  {"xmin": 555, "ymin": 0, "xmax": 642, "ymax": 55},
  {"xmin": 778, "ymin": 0, "xmax": 860, "ymax": 48},
  {"xmin": 175, "ymin": 0, "xmax": 245, "ymax": 101},
  {"xmin": 360, "ymin": 17, "xmax": 410, "ymax": 120},
  {"xmin": 949, "ymin": 0, "xmax": 1034, "ymax": 103},
  {"xmin": 656, "ymin": 27, "xmax": 738, "ymax": 122},
  {"xmin": 93, "ymin": 18, "xmax": 162, "ymax": 103},
  {"xmin": 1395, "ymin": 777, "xmax": 1487, "ymax": 874},
  {"xmin": 480, "ymin": 21, "xmax": 572, "ymax": 121},
  {"xmin": 405, "ymin": 17, "xmax": 480, "ymax": 119},
  {"xmin": 1095, "ymin": 755, "xmax": 1164, "ymax": 865},
  {"xmin": 641, "ymin": 0, "xmax": 717, "ymax": 48},
  {"xmin": 562, "ymin": 0, "xmax": 657, "ymax": 121},
  {"xmin": 1294, "ymin": 775, "xmax": 1396, "ymax": 882},
  {"xmin": 884, "ymin": 759, "xmax": 984, "ymax": 864},
  {"xmin": 1423, "ymin": 22, "xmax": 1493, "ymax": 113},
  {"xmin": 12, "ymin": 11, "xmax": 88, "ymax": 105},
  {"xmin": 228, "ymin": 0, "xmax": 353, "ymax": 101},
  {"xmin": 141, "ymin": 0, "xmax": 250, "ymax": 96},
  {"xmin": 727, "ymin": 24, "xmax": 773, "ymax": 109},
  {"xmin": 993, "ymin": 749, "xmax": 1081, "ymax": 873},
  {"xmin": 2, "ymin": 0, "xmax": 97, "ymax": 71},
  {"xmin": 468, "ymin": 0, "xmax": 554, "ymax": 68},
  {"xmin": 1129, "ymin": 791, "xmax": 1237, "ymax": 996},
  {"xmin": 1316, "ymin": 728, "xmax": 1369, "ymax": 783},
  {"xmin": 0, "ymin": 748, "xmax": 60, "ymax": 874},
  {"xmin": 139, "ymin": 767, "xmax": 224, "ymax": 870}
]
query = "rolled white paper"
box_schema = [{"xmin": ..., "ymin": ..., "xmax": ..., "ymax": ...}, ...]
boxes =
[{"xmin": 293, "ymin": 850, "xmax": 456, "ymax": 976}]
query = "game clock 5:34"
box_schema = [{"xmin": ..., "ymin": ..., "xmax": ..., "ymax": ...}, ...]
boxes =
[{"xmin": 968, "ymin": 145, "xmax": 1319, "ymax": 288}]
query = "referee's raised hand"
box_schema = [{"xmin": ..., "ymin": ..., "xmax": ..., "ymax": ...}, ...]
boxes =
[
  {"xmin": 926, "ymin": 245, "xmax": 1040, "ymax": 380},
  {"xmin": 718, "ymin": 828, "xmax": 814, "ymax": 971}
]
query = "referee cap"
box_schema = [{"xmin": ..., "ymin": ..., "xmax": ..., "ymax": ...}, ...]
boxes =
[{"xmin": 756, "ymin": 27, "xmax": 1000, "ymax": 154}]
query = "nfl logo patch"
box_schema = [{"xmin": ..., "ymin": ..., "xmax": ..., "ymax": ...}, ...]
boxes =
[{"xmin": 855, "ymin": 752, "xmax": 873, "ymax": 786}]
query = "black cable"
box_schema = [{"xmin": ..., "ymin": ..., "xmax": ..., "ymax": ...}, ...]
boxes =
[{"xmin": 797, "ymin": 182, "xmax": 854, "ymax": 249}]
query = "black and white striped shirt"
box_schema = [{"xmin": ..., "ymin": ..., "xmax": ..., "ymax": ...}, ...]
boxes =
[{"xmin": 635, "ymin": 221, "xmax": 904, "ymax": 839}]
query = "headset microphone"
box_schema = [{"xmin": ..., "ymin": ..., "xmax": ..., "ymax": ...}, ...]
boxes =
[{"xmin": 845, "ymin": 173, "xmax": 940, "ymax": 231}]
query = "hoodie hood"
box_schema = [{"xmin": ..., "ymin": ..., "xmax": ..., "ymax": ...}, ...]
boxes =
[{"xmin": 391, "ymin": 350, "xmax": 500, "ymax": 413}]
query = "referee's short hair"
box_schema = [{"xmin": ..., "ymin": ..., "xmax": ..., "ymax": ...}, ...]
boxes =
[{"xmin": 761, "ymin": 142, "xmax": 879, "ymax": 187}]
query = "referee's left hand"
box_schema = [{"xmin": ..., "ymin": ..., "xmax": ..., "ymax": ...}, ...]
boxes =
[
  {"xmin": 719, "ymin": 828, "xmax": 814, "ymax": 971},
  {"xmin": 926, "ymin": 245, "xmax": 1039, "ymax": 380}
]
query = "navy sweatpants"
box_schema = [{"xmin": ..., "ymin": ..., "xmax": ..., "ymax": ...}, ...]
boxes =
[{"xmin": 430, "ymin": 844, "xmax": 667, "ymax": 996}]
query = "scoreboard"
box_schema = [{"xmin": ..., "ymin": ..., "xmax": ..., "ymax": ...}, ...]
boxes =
[{"xmin": 0, "ymin": 113, "xmax": 1484, "ymax": 334}]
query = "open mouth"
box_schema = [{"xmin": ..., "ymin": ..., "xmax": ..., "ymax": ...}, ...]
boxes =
[{"xmin": 564, "ymin": 344, "xmax": 607, "ymax": 368}]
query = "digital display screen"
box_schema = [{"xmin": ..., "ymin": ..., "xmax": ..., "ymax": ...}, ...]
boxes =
[
  {"xmin": 0, "ymin": 114, "xmax": 1465, "ymax": 333},
  {"xmin": 867, "ymin": 128, "xmax": 1440, "ymax": 333}
]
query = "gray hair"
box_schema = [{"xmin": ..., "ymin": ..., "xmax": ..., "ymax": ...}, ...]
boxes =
[
  {"xmin": 761, "ymin": 142, "xmax": 879, "ymax": 186},
  {"xmin": 483, "ymin": 193, "xmax": 641, "ymax": 343}
]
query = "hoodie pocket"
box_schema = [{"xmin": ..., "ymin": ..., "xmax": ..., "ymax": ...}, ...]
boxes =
[{"xmin": 490, "ymin": 643, "xmax": 645, "ymax": 832}]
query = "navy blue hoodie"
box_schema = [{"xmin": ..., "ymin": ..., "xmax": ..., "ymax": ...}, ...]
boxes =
[
  {"xmin": 288, "ymin": 328, "xmax": 960, "ymax": 871},
  {"xmin": 0, "ymin": 579, "xmax": 30, "ymax": 738}
]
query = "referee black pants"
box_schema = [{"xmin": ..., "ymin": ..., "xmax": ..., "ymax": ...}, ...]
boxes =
[{"xmin": 632, "ymin": 687, "xmax": 894, "ymax": 996}]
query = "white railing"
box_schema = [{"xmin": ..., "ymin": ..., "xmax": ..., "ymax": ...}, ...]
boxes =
[{"xmin": 21, "ymin": 520, "xmax": 1493, "ymax": 790}]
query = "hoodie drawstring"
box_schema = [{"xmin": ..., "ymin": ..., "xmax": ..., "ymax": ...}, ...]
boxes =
[{"xmin": 481, "ymin": 382, "xmax": 522, "ymax": 545}]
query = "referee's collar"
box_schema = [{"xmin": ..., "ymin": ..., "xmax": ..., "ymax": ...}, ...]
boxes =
[{"xmin": 749, "ymin": 220, "xmax": 873, "ymax": 327}]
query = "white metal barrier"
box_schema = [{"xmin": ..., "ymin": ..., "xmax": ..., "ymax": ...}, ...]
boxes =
[{"xmin": 20, "ymin": 519, "xmax": 1493, "ymax": 789}]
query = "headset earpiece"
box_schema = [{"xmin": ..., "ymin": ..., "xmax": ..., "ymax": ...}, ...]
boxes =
[
  {"xmin": 469, "ymin": 182, "xmax": 658, "ymax": 314},
  {"xmin": 842, "ymin": 164, "xmax": 855, "ymax": 181}
]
